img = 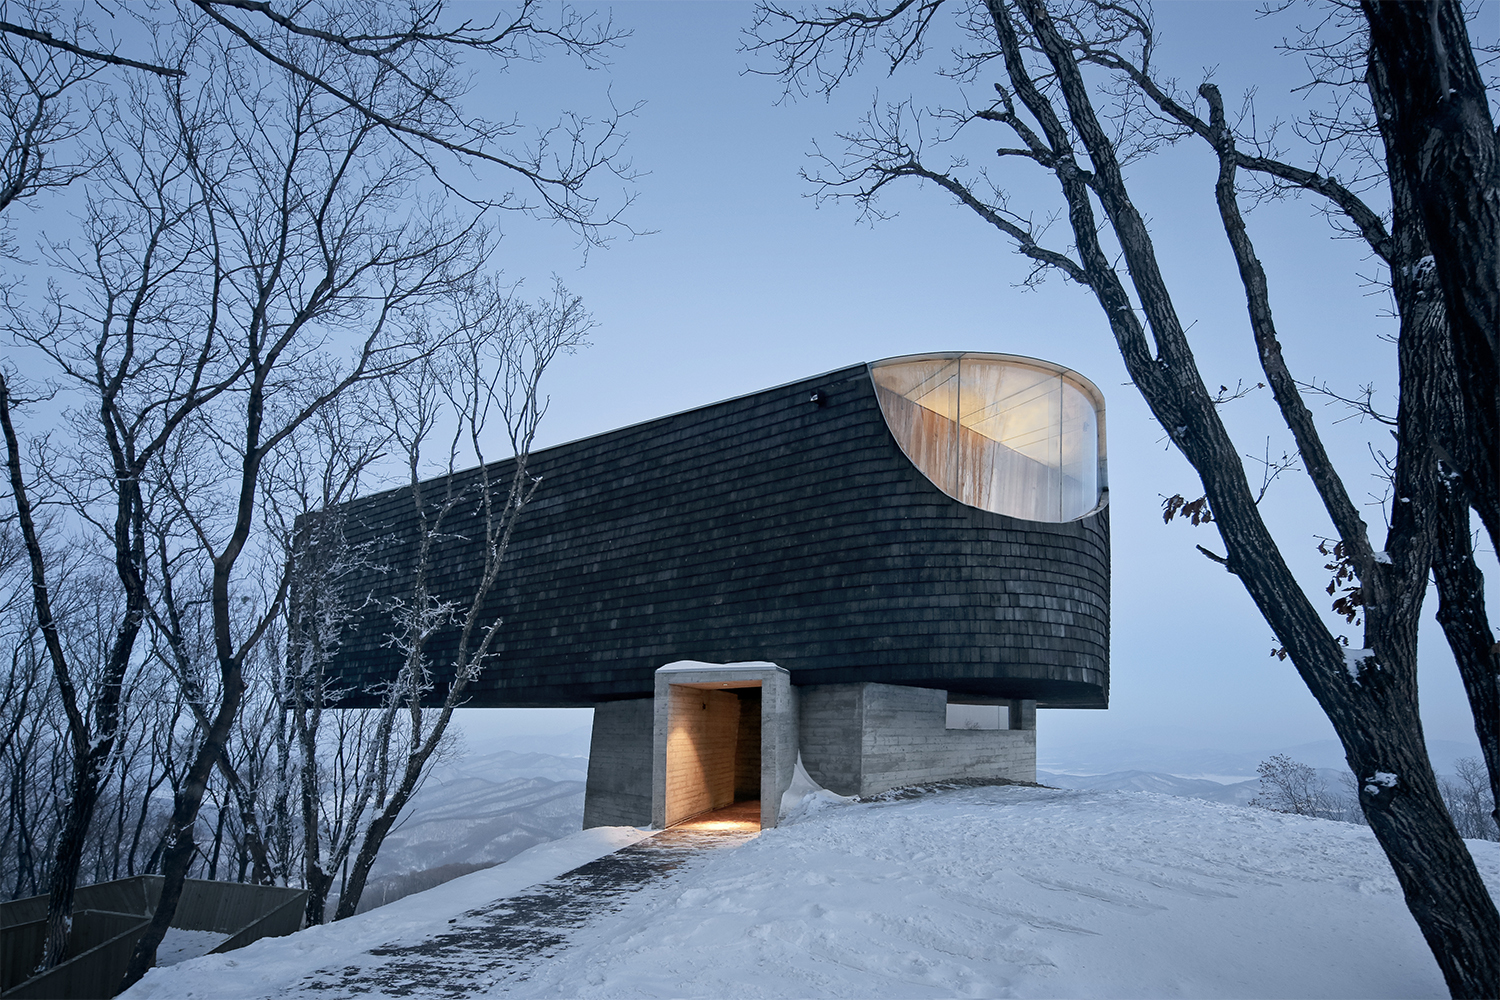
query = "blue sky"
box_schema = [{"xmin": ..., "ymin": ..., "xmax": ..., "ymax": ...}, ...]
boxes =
[{"xmin": 456, "ymin": 0, "xmax": 1495, "ymax": 758}]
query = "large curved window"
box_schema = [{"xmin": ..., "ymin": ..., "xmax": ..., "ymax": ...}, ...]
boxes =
[{"xmin": 871, "ymin": 353, "xmax": 1105, "ymax": 522}]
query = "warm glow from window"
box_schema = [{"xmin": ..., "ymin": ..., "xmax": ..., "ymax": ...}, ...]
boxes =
[{"xmin": 871, "ymin": 353, "xmax": 1105, "ymax": 522}]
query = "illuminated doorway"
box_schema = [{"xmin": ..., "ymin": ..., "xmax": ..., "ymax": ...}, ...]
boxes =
[{"xmin": 651, "ymin": 662, "xmax": 794, "ymax": 831}]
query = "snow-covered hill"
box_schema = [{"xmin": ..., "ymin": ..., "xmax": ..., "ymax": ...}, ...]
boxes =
[
  {"xmin": 1037, "ymin": 767, "xmax": 1355, "ymax": 810},
  {"xmin": 125, "ymin": 785, "xmax": 1500, "ymax": 999},
  {"xmin": 360, "ymin": 750, "xmax": 587, "ymax": 881},
  {"xmin": 335, "ymin": 744, "xmax": 589, "ymax": 914}
]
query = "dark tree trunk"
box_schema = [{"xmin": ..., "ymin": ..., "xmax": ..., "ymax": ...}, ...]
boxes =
[
  {"xmin": 1365, "ymin": 5, "xmax": 1500, "ymax": 850},
  {"xmin": 300, "ymin": 783, "xmax": 333, "ymax": 927},
  {"xmin": 113, "ymin": 766, "xmax": 129, "ymax": 882},
  {"xmin": 333, "ymin": 800, "xmax": 402, "ymax": 921},
  {"xmin": 40, "ymin": 750, "xmax": 106, "ymax": 967},
  {"xmin": 207, "ymin": 797, "xmax": 227, "ymax": 881},
  {"xmin": 119, "ymin": 669, "xmax": 244, "ymax": 989},
  {"xmin": 333, "ymin": 705, "xmax": 457, "ymax": 923},
  {"xmin": 1432, "ymin": 492, "xmax": 1500, "ymax": 831},
  {"xmin": 2, "ymin": 374, "xmax": 146, "ymax": 970},
  {"xmin": 220, "ymin": 769, "xmax": 273, "ymax": 885},
  {"xmin": 1362, "ymin": 0, "xmax": 1500, "ymax": 553},
  {"xmin": 993, "ymin": 4, "xmax": 1500, "ymax": 994}
]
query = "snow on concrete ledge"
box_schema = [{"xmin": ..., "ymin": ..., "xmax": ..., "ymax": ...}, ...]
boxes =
[{"xmin": 655, "ymin": 659, "xmax": 781, "ymax": 673}]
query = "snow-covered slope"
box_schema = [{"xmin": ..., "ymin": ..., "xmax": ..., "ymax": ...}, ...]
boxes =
[
  {"xmin": 122, "ymin": 827, "xmax": 655, "ymax": 1000},
  {"xmin": 508, "ymin": 787, "xmax": 1496, "ymax": 999},
  {"xmin": 359, "ymin": 753, "xmax": 586, "ymax": 882},
  {"xmin": 125, "ymin": 786, "xmax": 1500, "ymax": 999},
  {"xmin": 338, "ymin": 745, "xmax": 588, "ymax": 914}
]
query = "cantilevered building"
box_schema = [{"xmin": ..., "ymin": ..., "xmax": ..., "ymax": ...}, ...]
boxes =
[{"xmin": 317, "ymin": 353, "xmax": 1109, "ymax": 830}]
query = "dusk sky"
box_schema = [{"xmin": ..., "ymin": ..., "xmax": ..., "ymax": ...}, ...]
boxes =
[
  {"xmin": 449, "ymin": 0, "xmax": 1496, "ymax": 761},
  {"xmin": 9, "ymin": 2, "xmax": 1493, "ymax": 762}
]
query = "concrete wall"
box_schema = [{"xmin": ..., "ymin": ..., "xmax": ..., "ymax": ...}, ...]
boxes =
[
  {"xmin": 764, "ymin": 677, "xmax": 799, "ymax": 827},
  {"xmin": 799, "ymin": 683, "xmax": 1036, "ymax": 797},
  {"xmin": 664, "ymin": 687, "xmax": 741, "ymax": 826},
  {"xmin": 589, "ymin": 672, "xmax": 1033, "ymax": 829},
  {"xmin": 583, "ymin": 698, "xmax": 654, "ymax": 828},
  {"xmin": 798, "ymin": 684, "xmax": 862, "ymax": 794},
  {"xmin": 734, "ymin": 689, "xmax": 762, "ymax": 800}
]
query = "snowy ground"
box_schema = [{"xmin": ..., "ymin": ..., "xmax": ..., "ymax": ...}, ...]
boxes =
[
  {"xmin": 155, "ymin": 927, "xmax": 230, "ymax": 967},
  {"xmin": 121, "ymin": 826, "xmax": 654, "ymax": 1000},
  {"xmin": 124, "ymin": 786, "xmax": 1500, "ymax": 1000}
]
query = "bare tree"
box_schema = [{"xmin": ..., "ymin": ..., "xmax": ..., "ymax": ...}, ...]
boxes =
[
  {"xmin": 0, "ymin": 1, "xmax": 105, "ymax": 232},
  {"xmin": 0, "ymin": 1, "xmax": 628, "ymax": 987},
  {"xmin": 328, "ymin": 277, "xmax": 592, "ymax": 920},
  {"xmin": 2, "ymin": 27, "xmax": 464, "ymax": 987},
  {"xmin": 145, "ymin": 506, "xmax": 280, "ymax": 887},
  {"xmin": 1443, "ymin": 758, "xmax": 1500, "ymax": 843},
  {"xmin": 110, "ymin": 36, "xmax": 495, "ymax": 986},
  {"xmin": 0, "ymin": 568, "xmax": 58, "ymax": 900},
  {"xmin": 271, "ymin": 394, "xmax": 390, "ymax": 924},
  {"xmin": 1250, "ymin": 754, "xmax": 1334, "ymax": 817},
  {"xmin": 0, "ymin": 0, "xmax": 637, "ymax": 242},
  {"xmin": 749, "ymin": 1, "xmax": 1499, "ymax": 994},
  {"xmin": 1, "ymin": 361, "xmax": 164, "ymax": 967}
]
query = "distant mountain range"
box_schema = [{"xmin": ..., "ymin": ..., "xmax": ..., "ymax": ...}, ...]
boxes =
[
  {"xmin": 338, "ymin": 743, "xmax": 589, "ymax": 915},
  {"xmin": 1036, "ymin": 767, "xmax": 1355, "ymax": 810},
  {"xmin": 1037, "ymin": 737, "xmax": 1483, "ymax": 782},
  {"xmin": 456, "ymin": 724, "xmax": 594, "ymax": 762},
  {"xmin": 367, "ymin": 756, "xmax": 586, "ymax": 880}
]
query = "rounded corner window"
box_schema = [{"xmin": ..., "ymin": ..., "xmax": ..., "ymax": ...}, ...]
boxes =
[{"xmin": 870, "ymin": 353, "xmax": 1106, "ymax": 522}]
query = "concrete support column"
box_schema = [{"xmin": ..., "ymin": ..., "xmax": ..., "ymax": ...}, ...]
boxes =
[
  {"xmin": 1009, "ymin": 699, "xmax": 1037, "ymax": 731},
  {"xmin": 583, "ymin": 698, "xmax": 655, "ymax": 828}
]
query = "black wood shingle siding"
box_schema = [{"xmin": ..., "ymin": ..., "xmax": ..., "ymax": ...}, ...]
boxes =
[{"xmin": 317, "ymin": 363, "xmax": 1109, "ymax": 708}]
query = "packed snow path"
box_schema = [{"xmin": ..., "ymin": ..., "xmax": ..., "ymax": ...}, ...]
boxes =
[
  {"xmin": 293, "ymin": 818, "xmax": 757, "ymax": 998},
  {"xmin": 125, "ymin": 787, "xmax": 1500, "ymax": 999}
]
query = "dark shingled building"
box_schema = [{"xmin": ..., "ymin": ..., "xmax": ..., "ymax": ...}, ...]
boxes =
[{"xmin": 320, "ymin": 353, "xmax": 1109, "ymax": 830}]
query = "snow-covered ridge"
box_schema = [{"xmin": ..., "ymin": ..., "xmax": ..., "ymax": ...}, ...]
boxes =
[{"xmin": 123, "ymin": 786, "xmax": 1499, "ymax": 999}]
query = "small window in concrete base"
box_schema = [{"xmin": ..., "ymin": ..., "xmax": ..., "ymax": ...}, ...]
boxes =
[{"xmin": 945, "ymin": 703, "xmax": 1007, "ymax": 730}]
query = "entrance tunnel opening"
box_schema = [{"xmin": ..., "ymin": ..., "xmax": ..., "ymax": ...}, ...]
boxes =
[{"xmin": 664, "ymin": 682, "xmax": 762, "ymax": 831}]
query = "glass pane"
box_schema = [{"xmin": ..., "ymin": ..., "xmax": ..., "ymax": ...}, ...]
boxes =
[
  {"xmin": 1060, "ymin": 381, "xmax": 1099, "ymax": 519},
  {"xmin": 872, "ymin": 358, "xmax": 959, "ymax": 497},
  {"xmin": 958, "ymin": 358, "xmax": 1061, "ymax": 521},
  {"xmin": 871, "ymin": 353, "xmax": 1102, "ymax": 522}
]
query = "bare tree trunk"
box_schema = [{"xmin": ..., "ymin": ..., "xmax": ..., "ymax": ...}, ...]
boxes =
[
  {"xmin": 205, "ymin": 791, "xmax": 227, "ymax": 881},
  {"xmin": 1363, "ymin": 0, "xmax": 1500, "ymax": 836},
  {"xmin": 124, "ymin": 666, "xmax": 244, "ymax": 984},
  {"xmin": 297, "ymin": 711, "xmax": 334, "ymax": 925},
  {"xmin": 1, "ymin": 374, "xmax": 147, "ymax": 969},
  {"xmin": 995, "ymin": 3, "xmax": 1500, "ymax": 991},
  {"xmin": 1362, "ymin": 0, "xmax": 1500, "ymax": 552},
  {"xmin": 331, "ymin": 280, "xmax": 588, "ymax": 920},
  {"xmin": 151, "ymin": 538, "xmax": 276, "ymax": 885}
]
